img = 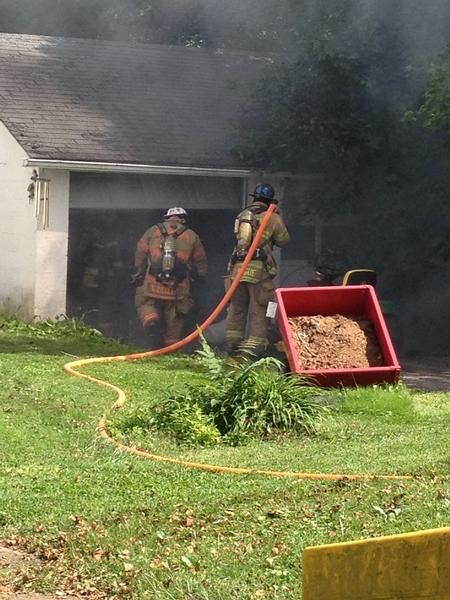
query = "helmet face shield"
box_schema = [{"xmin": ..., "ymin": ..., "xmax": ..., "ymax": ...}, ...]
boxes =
[{"xmin": 164, "ymin": 207, "xmax": 188, "ymax": 219}]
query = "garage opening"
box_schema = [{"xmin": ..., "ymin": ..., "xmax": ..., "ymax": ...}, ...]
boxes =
[{"xmin": 66, "ymin": 173, "xmax": 243, "ymax": 345}]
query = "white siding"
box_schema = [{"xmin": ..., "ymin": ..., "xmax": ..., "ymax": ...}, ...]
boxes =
[
  {"xmin": 0, "ymin": 123, "xmax": 70, "ymax": 319},
  {"xmin": 33, "ymin": 169, "xmax": 70, "ymax": 318},
  {"xmin": 0, "ymin": 121, "xmax": 35, "ymax": 317}
]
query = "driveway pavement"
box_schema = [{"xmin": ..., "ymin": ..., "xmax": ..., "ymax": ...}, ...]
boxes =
[{"xmin": 401, "ymin": 356, "xmax": 450, "ymax": 392}]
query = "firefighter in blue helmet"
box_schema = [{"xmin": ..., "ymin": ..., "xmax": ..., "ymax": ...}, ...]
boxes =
[{"xmin": 224, "ymin": 183, "xmax": 290, "ymax": 357}]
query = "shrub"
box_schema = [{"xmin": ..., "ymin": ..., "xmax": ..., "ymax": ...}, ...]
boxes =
[
  {"xmin": 162, "ymin": 336, "xmax": 329, "ymax": 443},
  {"xmin": 152, "ymin": 391, "xmax": 221, "ymax": 446},
  {"xmin": 115, "ymin": 337, "xmax": 327, "ymax": 447},
  {"xmin": 199, "ymin": 356, "xmax": 326, "ymax": 439}
]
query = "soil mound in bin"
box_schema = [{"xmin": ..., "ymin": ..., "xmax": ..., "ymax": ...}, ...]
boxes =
[{"xmin": 287, "ymin": 314, "xmax": 383, "ymax": 370}]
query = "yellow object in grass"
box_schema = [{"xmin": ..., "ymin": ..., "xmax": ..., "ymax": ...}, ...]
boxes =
[{"xmin": 303, "ymin": 527, "xmax": 450, "ymax": 600}]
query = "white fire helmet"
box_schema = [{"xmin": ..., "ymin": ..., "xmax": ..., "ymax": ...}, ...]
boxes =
[{"xmin": 164, "ymin": 207, "xmax": 188, "ymax": 219}]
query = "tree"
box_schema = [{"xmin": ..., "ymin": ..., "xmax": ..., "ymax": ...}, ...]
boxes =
[
  {"xmin": 236, "ymin": 2, "xmax": 450, "ymax": 355},
  {"xmin": 237, "ymin": 5, "xmax": 407, "ymax": 214},
  {"xmin": 406, "ymin": 54, "xmax": 450, "ymax": 137}
]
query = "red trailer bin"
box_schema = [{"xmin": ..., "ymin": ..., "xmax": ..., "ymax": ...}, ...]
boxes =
[{"xmin": 275, "ymin": 285, "xmax": 401, "ymax": 387}]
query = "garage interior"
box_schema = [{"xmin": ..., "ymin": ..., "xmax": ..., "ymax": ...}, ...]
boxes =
[{"xmin": 66, "ymin": 173, "xmax": 243, "ymax": 345}]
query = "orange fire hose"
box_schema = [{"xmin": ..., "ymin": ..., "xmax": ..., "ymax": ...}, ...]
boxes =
[{"xmin": 64, "ymin": 204, "xmax": 413, "ymax": 482}]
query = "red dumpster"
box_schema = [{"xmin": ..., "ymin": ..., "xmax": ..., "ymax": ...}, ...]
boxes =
[{"xmin": 275, "ymin": 285, "xmax": 401, "ymax": 387}]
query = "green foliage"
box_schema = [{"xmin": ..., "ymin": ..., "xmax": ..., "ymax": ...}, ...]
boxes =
[
  {"xmin": 407, "ymin": 57, "xmax": 450, "ymax": 136},
  {"xmin": 233, "ymin": 3, "xmax": 450, "ymax": 355},
  {"xmin": 155, "ymin": 338, "xmax": 327, "ymax": 444},
  {"xmin": 200, "ymin": 357, "xmax": 326, "ymax": 439},
  {"xmin": 0, "ymin": 313, "xmax": 133, "ymax": 357},
  {"xmin": 236, "ymin": 12, "xmax": 407, "ymax": 215},
  {"xmin": 115, "ymin": 337, "xmax": 326, "ymax": 446},
  {"xmin": 194, "ymin": 332, "xmax": 224, "ymax": 380},
  {"xmin": 1, "ymin": 320, "xmax": 450, "ymax": 598},
  {"xmin": 152, "ymin": 392, "xmax": 221, "ymax": 446},
  {"xmin": 239, "ymin": 52, "xmax": 378, "ymax": 174},
  {"xmin": 0, "ymin": 314, "xmax": 103, "ymax": 339}
]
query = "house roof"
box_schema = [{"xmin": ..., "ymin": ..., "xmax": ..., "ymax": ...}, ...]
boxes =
[{"xmin": 0, "ymin": 33, "xmax": 272, "ymax": 169}]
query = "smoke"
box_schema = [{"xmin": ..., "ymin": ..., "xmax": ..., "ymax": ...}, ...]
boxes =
[
  {"xmin": 2, "ymin": 0, "xmax": 450, "ymax": 61},
  {"xmin": 2, "ymin": 0, "xmax": 450, "ymax": 352},
  {"xmin": 396, "ymin": 277, "xmax": 450, "ymax": 355}
]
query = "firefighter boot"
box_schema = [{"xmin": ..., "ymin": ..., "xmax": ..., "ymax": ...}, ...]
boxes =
[{"xmin": 144, "ymin": 320, "xmax": 162, "ymax": 349}]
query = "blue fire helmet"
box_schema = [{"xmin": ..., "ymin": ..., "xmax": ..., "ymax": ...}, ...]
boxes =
[{"xmin": 250, "ymin": 183, "xmax": 276, "ymax": 202}]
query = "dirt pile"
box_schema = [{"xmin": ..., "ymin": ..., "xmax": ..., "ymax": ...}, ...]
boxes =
[{"xmin": 287, "ymin": 314, "xmax": 383, "ymax": 370}]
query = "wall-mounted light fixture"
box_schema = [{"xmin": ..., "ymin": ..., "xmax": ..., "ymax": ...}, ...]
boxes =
[
  {"xmin": 28, "ymin": 170, "xmax": 51, "ymax": 229},
  {"xmin": 27, "ymin": 169, "xmax": 38, "ymax": 202}
]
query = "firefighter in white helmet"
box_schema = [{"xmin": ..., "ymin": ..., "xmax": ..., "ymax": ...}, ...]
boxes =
[{"xmin": 132, "ymin": 207, "xmax": 207, "ymax": 347}]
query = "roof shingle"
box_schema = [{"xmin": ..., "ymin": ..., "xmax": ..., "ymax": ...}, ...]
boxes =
[{"xmin": 0, "ymin": 33, "xmax": 272, "ymax": 168}]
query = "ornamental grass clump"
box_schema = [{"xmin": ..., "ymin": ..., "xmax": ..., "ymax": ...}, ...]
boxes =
[
  {"xmin": 152, "ymin": 337, "xmax": 327, "ymax": 445},
  {"xmin": 199, "ymin": 355, "xmax": 326, "ymax": 439}
]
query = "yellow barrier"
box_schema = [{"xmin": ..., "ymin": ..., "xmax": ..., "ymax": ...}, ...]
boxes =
[{"xmin": 303, "ymin": 527, "xmax": 450, "ymax": 599}]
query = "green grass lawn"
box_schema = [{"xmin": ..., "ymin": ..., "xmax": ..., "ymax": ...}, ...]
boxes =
[{"xmin": 0, "ymin": 318, "xmax": 449, "ymax": 599}]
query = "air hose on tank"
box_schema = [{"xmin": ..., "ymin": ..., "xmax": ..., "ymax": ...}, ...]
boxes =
[{"xmin": 64, "ymin": 203, "xmax": 412, "ymax": 482}]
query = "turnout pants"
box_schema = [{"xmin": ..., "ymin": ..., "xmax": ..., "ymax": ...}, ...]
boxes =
[
  {"xmin": 225, "ymin": 278, "xmax": 274, "ymax": 355},
  {"xmin": 135, "ymin": 285, "xmax": 193, "ymax": 346}
]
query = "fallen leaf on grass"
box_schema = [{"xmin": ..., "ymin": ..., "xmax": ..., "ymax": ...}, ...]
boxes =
[
  {"xmin": 180, "ymin": 555, "xmax": 193, "ymax": 568},
  {"xmin": 93, "ymin": 547, "xmax": 105, "ymax": 561},
  {"xmin": 149, "ymin": 557, "xmax": 163, "ymax": 569}
]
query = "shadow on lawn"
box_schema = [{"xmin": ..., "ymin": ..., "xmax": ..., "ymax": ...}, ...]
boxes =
[
  {"xmin": 0, "ymin": 335, "xmax": 200, "ymax": 375},
  {"xmin": 0, "ymin": 334, "xmax": 134, "ymax": 357}
]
